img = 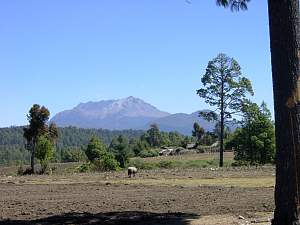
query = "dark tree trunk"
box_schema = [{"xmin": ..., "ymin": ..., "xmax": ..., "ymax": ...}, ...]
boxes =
[
  {"xmin": 30, "ymin": 139, "xmax": 35, "ymax": 174},
  {"xmin": 220, "ymin": 78, "xmax": 224, "ymax": 167},
  {"xmin": 268, "ymin": 0, "xmax": 300, "ymax": 224},
  {"xmin": 31, "ymin": 148, "xmax": 35, "ymax": 174},
  {"xmin": 220, "ymin": 111, "xmax": 224, "ymax": 167}
]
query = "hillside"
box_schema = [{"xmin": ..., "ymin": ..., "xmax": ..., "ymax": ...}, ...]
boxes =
[{"xmin": 148, "ymin": 112, "xmax": 215, "ymax": 135}]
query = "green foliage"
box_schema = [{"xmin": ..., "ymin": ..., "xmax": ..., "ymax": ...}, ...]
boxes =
[
  {"xmin": 216, "ymin": 0, "xmax": 250, "ymax": 11},
  {"xmin": 0, "ymin": 124, "xmax": 194, "ymax": 165},
  {"xmin": 61, "ymin": 148, "xmax": 86, "ymax": 162},
  {"xmin": 0, "ymin": 146, "xmax": 30, "ymax": 165},
  {"xmin": 213, "ymin": 122, "xmax": 231, "ymax": 139},
  {"xmin": 138, "ymin": 149, "xmax": 159, "ymax": 158},
  {"xmin": 92, "ymin": 152, "xmax": 120, "ymax": 171},
  {"xmin": 35, "ymin": 136, "xmax": 55, "ymax": 173},
  {"xmin": 85, "ymin": 136, "xmax": 120, "ymax": 171},
  {"xmin": 139, "ymin": 125, "xmax": 190, "ymax": 152},
  {"xmin": 141, "ymin": 124, "xmax": 163, "ymax": 148},
  {"xmin": 23, "ymin": 104, "xmax": 59, "ymax": 173},
  {"xmin": 197, "ymin": 53, "xmax": 253, "ymax": 166},
  {"xmin": 109, "ymin": 135, "xmax": 131, "ymax": 168},
  {"xmin": 0, "ymin": 126, "xmax": 144, "ymax": 165},
  {"xmin": 76, "ymin": 163, "xmax": 91, "ymax": 173},
  {"xmin": 131, "ymin": 139, "xmax": 150, "ymax": 156},
  {"xmin": 226, "ymin": 101, "xmax": 275, "ymax": 164},
  {"xmin": 48, "ymin": 123, "xmax": 59, "ymax": 142},
  {"xmin": 85, "ymin": 136, "xmax": 107, "ymax": 162},
  {"xmin": 199, "ymin": 132, "xmax": 218, "ymax": 146},
  {"xmin": 23, "ymin": 104, "xmax": 50, "ymax": 144},
  {"xmin": 197, "ymin": 53, "xmax": 254, "ymax": 122},
  {"xmin": 192, "ymin": 122, "xmax": 205, "ymax": 146},
  {"xmin": 56, "ymin": 127, "xmax": 144, "ymax": 148}
]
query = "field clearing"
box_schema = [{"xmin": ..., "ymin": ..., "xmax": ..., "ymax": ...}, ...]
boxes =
[
  {"xmin": 0, "ymin": 174, "xmax": 274, "ymax": 188},
  {"xmin": 0, "ymin": 162, "xmax": 275, "ymax": 225},
  {"xmin": 133, "ymin": 152, "xmax": 234, "ymax": 162},
  {"xmin": 108, "ymin": 176, "xmax": 274, "ymax": 188}
]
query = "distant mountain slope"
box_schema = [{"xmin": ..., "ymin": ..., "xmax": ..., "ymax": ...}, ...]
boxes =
[
  {"xmin": 51, "ymin": 96, "xmax": 170, "ymax": 130},
  {"xmin": 147, "ymin": 111, "xmax": 216, "ymax": 135},
  {"xmin": 50, "ymin": 96, "xmax": 220, "ymax": 135}
]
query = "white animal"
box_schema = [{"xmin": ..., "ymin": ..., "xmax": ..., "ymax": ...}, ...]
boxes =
[{"xmin": 128, "ymin": 167, "xmax": 137, "ymax": 178}]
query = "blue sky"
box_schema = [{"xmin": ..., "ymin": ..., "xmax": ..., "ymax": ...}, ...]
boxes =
[{"xmin": 0, "ymin": 0, "xmax": 272, "ymax": 127}]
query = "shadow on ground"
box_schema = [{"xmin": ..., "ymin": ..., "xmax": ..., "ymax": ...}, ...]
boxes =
[{"xmin": 0, "ymin": 211, "xmax": 199, "ymax": 225}]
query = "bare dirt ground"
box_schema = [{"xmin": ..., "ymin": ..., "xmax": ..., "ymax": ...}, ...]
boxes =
[{"xmin": 0, "ymin": 166, "xmax": 274, "ymax": 225}]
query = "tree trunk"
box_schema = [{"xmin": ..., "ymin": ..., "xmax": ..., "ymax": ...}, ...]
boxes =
[
  {"xmin": 31, "ymin": 149, "xmax": 35, "ymax": 174},
  {"xmin": 30, "ymin": 139, "xmax": 35, "ymax": 174},
  {"xmin": 220, "ymin": 78, "xmax": 224, "ymax": 167},
  {"xmin": 268, "ymin": 0, "xmax": 300, "ymax": 224},
  {"xmin": 220, "ymin": 114, "xmax": 224, "ymax": 167}
]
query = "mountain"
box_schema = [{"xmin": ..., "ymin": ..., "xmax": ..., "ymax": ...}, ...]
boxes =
[
  {"xmin": 147, "ymin": 111, "xmax": 216, "ymax": 135},
  {"xmin": 51, "ymin": 96, "xmax": 170, "ymax": 130},
  {"xmin": 51, "ymin": 96, "xmax": 219, "ymax": 135}
]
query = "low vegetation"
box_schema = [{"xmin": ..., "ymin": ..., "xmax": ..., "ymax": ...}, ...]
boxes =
[{"xmin": 129, "ymin": 157, "xmax": 233, "ymax": 170}]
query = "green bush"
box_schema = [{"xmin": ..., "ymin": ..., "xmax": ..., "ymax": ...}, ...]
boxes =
[
  {"xmin": 35, "ymin": 136, "xmax": 55, "ymax": 174},
  {"xmin": 92, "ymin": 153, "xmax": 120, "ymax": 171},
  {"xmin": 77, "ymin": 163, "xmax": 91, "ymax": 173},
  {"xmin": 138, "ymin": 149, "xmax": 159, "ymax": 158},
  {"xmin": 62, "ymin": 148, "xmax": 86, "ymax": 162},
  {"xmin": 85, "ymin": 136, "xmax": 107, "ymax": 162}
]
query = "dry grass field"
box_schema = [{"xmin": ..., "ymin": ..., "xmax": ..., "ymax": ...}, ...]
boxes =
[{"xmin": 0, "ymin": 153, "xmax": 275, "ymax": 225}]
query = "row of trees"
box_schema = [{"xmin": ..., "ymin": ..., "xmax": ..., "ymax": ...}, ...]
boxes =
[
  {"xmin": 0, "ymin": 126, "xmax": 144, "ymax": 149},
  {"xmin": 80, "ymin": 124, "xmax": 196, "ymax": 171},
  {"xmin": 0, "ymin": 126, "xmax": 145, "ymax": 165},
  {"xmin": 227, "ymin": 101, "xmax": 275, "ymax": 165}
]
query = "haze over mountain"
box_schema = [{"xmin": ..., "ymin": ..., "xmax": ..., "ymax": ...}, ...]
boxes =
[{"xmin": 50, "ymin": 96, "xmax": 215, "ymax": 135}]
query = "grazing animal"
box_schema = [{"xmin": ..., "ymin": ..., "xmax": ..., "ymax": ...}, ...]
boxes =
[{"xmin": 128, "ymin": 167, "xmax": 137, "ymax": 178}]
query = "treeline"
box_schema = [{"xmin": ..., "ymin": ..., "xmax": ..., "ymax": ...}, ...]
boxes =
[
  {"xmin": 76, "ymin": 124, "xmax": 196, "ymax": 172},
  {"xmin": 0, "ymin": 126, "xmax": 144, "ymax": 165},
  {"xmin": 0, "ymin": 125, "xmax": 196, "ymax": 166}
]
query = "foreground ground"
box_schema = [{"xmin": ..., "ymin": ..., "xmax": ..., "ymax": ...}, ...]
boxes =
[{"xmin": 0, "ymin": 162, "xmax": 275, "ymax": 225}]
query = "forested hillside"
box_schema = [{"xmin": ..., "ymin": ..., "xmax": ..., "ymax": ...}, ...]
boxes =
[{"xmin": 0, "ymin": 126, "xmax": 144, "ymax": 165}]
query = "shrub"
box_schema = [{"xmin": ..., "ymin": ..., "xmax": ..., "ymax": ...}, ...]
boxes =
[
  {"xmin": 138, "ymin": 149, "xmax": 159, "ymax": 158},
  {"xmin": 85, "ymin": 136, "xmax": 107, "ymax": 162},
  {"xmin": 62, "ymin": 148, "xmax": 86, "ymax": 162},
  {"xmin": 77, "ymin": 163, "xmax": 91, "ymax": 173},
  {"xmin": 17, "ymin": 164, "xmax": 24, "ymax": 176},
  {"xmin": 93, "ymin": 153, "xmax": 120, "ymax": 171},
  {"xmin": 35, "ymin": 136, "xmax": 54, "ymax": 174}
]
